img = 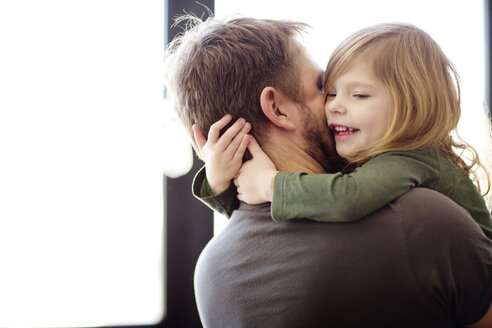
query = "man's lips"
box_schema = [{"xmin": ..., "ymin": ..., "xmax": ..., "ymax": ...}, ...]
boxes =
[{"xmin": 329, "ymin": 124, "xmax": 360, "ymax": 139}]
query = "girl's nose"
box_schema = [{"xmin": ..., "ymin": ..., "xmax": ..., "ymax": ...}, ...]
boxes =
[{"xmin": 325, "ymin": 97, "xmax": 346, "ymax": 115}]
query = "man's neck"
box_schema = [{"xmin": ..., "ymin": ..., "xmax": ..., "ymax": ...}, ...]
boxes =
[{"xmin": 261, "ymin": 135, "xmax": 327, "ymax": 174}]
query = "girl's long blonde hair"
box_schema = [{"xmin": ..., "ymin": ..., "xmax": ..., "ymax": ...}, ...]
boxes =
[{"xmin": 324, "ymin": 23, "xmax": 490, "ymax": 196}]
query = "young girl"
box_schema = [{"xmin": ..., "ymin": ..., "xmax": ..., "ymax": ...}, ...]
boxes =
[{"xmin": 192, "ymin": 23, "xmax": 492, "ymax": 238}]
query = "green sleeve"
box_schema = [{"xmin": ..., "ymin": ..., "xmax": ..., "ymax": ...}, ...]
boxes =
[
  {"xmin": 271, "ymin": 150, "xmax": 441, "ymax": 222},
  {"xmin": 191, "ymin": 166, "xmax": 239, "ymax": 218}
]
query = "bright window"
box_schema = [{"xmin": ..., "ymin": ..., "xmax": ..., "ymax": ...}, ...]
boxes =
[{"xmin": 0, "ymin": 1, "xmax": 165, "ymax": 326}]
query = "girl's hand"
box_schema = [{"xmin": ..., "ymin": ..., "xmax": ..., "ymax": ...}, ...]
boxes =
[
  {"xmin": 193, "ymin": 114, "xmax": 251, "ymax": 195},
  {"xmin": 234, "ymin": 137, "xmax": 278, "ymax": 204}
]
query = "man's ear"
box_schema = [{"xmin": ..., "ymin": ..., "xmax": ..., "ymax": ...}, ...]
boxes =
[{"xmin": 259, "ymin": 87, "xmax": 297, "ymax": 131}]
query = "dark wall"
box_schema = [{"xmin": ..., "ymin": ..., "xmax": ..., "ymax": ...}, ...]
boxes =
[{"xmin": 163, "ymin": 155, "xmax": 213, "ymax": 328}]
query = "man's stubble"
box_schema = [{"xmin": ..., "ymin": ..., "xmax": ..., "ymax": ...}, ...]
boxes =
[{"xmin": 299, "ymin": 102, "xmax": 344, "ymax": 173}]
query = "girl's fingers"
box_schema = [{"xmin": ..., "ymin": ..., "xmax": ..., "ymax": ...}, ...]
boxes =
[
  {"xmin": 231, "ymin": 134, "xmax": 250, "ymax": 163},
  {"xmin": 224, "ymin": 122, "xmax": 251, "ymax": 156},
  {"xmin": 192, "ymin": 124, "xmax": 207, "ymax": 151},
  {"xmin": 207, "ymin": 114, "xmax": 233, "ymax": 143},
  {"xmin": 216, "ymin": 117, "xmax": 248, "ymax": 150},
  {"xmin": 246, "ymin": 136, "xmax": 265, "ymax": 159}
]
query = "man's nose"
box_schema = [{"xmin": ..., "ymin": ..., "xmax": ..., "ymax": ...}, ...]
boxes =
[{"xmin": 326, "ymin": 97, "xmax": 346, "ymax": 115}]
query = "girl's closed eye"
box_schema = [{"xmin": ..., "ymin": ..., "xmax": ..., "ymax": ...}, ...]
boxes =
[
  {"xmin": 325, "ymin": 90, "xmax": 336, "ymax": 98},
  {"xmin": 353, "ymin": 93, "xmax": 369, "ymax": 99}
]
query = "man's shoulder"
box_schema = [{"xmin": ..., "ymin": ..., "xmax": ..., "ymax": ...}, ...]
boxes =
[
  {"xmin": 392, "ymin": 187, "xmax": 488, "ymax": 249},
  {"xmin": 394, "ymin": 187, "xmax": 472, "ymax": 222}
]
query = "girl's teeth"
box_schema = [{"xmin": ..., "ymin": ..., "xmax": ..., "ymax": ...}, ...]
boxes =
[
  {"xmin": 335, "ymin": 126, "xmax": 354, "ymax": 131},
  {"xmin": 334, "ymin": 126, "xmax": 358, "ymax": 134}
]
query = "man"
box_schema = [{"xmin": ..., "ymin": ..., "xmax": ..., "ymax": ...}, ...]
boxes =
[{"xmin": 164, "ymin": 15, "xmax": 492, "ymax": 327}]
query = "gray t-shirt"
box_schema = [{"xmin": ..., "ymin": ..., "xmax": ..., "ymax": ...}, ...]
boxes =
[{"xmin": 194, "ymin": 188, "xmax": 492, "ymax": 328}]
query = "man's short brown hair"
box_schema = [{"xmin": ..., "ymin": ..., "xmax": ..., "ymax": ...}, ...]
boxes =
[{"xmin": 164, "ymin": 15, "xmax": 308, "ymax": 151}]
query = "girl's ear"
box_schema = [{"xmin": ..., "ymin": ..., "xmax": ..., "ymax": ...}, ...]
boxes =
[{"xmin": 259, "ymin": 87, "xmax": 297, "ymax": 131}]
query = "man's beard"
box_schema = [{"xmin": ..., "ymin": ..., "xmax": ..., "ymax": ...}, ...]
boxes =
[{"xmin": 299, "ymin": 103, "xmax": 344, "ymax": 173}]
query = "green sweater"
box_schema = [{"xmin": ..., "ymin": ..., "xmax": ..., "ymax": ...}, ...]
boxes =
[{"xmin": 193, "ymin": 148, "xmax": 492, "ymax": 239}]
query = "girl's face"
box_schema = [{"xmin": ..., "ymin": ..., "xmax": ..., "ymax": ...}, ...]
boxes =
[{"xmin": 325, "ymin": 59, "xmax": 394, "ymax": 159}]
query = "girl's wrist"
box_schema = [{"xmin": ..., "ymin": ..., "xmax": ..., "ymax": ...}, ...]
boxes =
[{"xmin": 210, "ymin": 181, "xmax": 230, "ymax": 196}]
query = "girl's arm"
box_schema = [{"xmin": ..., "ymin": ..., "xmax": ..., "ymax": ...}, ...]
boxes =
[
  {"xmin": 272, "ymin": 152, "xmax": 438, "ymax": 222},
  {"xmin": 235, "ymin": 147, "xmax": 441, "ymax": 222}
]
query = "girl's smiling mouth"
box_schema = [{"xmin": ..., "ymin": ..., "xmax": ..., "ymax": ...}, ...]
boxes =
[{"xmin": 329, "ymin": 124, "xmax": 360, "ymax": 140}]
